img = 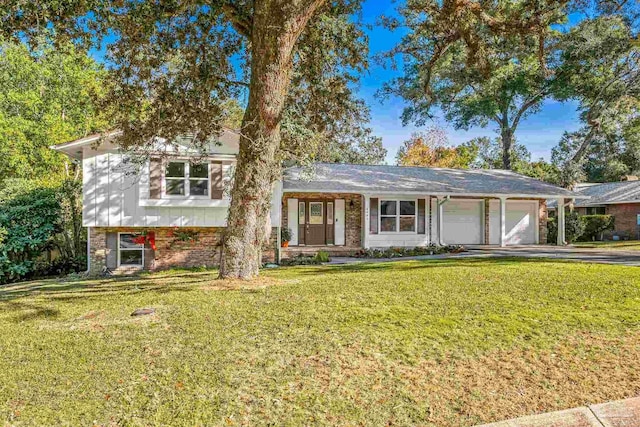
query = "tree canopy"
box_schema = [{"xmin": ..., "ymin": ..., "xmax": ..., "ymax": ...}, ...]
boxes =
[
  {"xmin": 0, "ymin": 40, "xmax": 107, "ymax": 182},
  {"xmin": 383, "ymin": 0, "xmax": 639, "ymax": 174},
  {"xmin": 396, "ymin": 127, "xmax": 477, "ymax": 168}
]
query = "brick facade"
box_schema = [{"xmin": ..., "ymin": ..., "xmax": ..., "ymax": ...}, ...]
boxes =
[
  {"xmin": 605, "ymin": 203, "xmax": 640, "ymax": 239},
  {"xmin": 282, "ymin": 193, "xmax": 362, "ymax": 248},
  {"xmin": 89, "ymin": 227, "xmax": 277, "ymax": 275}
]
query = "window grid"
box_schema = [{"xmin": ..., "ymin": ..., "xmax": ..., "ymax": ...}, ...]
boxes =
[
  {"xmin": 379, "ymin": 200, "xmax": 417, "ymax": 233},
  {"xmin": 164, "ymin": 161, "xmax": 210, "ymax": 198},
  {"xmin": 118, "ymin": 233, "xmax": 144, "ymax": 267}
]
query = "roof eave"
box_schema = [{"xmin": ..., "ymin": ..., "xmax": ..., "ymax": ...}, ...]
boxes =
[{"xmin": 282, "ymin": 187, "xmax": 585, "ymax": 199}]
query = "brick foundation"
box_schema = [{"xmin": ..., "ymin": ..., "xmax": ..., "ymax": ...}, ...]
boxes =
[{"xmin": 89, "ymin": 227, "xmax": 277, "ymax": 275}]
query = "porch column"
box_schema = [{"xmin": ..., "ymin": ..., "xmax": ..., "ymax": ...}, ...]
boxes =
[
  {"xmin": 363, "ymin": 194, "xmax": 370, "ymax": 249},
  {"xmin": 437, "ymin": 196, "xmax": 449, "ymax": 246},
  {"xmin": 500, "ymin": 197, "xmax": 507, "ymax": 247},
  {"xmin": 557, "ymin": 197, "xmax": 566, "ymax": 246}
]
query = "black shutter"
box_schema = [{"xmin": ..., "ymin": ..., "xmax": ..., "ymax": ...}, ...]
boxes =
[
  {"xmin": 210, "ymin": 161, "xmax": 224, "ymax": 199},
  {"xmin": 370, "ymin": 198, "xmax": 378, "ymax": 234},
  {"xmin": 418, "ymin": 199, "xmax": 426, "ymax": 234},
  {"xmin": 106, "ymin": 232, "xmax": 118, "ymax": 269}
]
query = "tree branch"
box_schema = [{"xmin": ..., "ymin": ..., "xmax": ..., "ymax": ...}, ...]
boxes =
[
  {"xmin": 511, "ymin": 91, "xmax": 546, "ymax": 131},
  {"xmin": 221, "ymin": 2, "xmax": 252, "ymax": 38}
]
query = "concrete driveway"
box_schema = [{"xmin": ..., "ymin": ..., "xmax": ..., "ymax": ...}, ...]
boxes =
[
  {"xmin": 329, "ymin": 245, "xmax": 640, "ymax": 267},
  {"xmin": 463, "ymin": 245, "xmax": 640, "ymax": 267}
]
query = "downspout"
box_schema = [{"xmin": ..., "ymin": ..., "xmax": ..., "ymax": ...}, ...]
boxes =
[
  {"xmin": 437, "ymin": 196, "xmax": 450, "ymax": 246},
  {"xmin": 86, "ymin": 227, "xmax": 91, "ymax": 274}
]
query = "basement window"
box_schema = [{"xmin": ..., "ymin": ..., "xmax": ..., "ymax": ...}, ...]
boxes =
[{"xmin": 118, "ymin": 233, "xmax": 144, "ymax": 267}]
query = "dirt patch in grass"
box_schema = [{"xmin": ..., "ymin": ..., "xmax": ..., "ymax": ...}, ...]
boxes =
[{"xmin": 291, "ymin": 331, "xmax": 640, "ymax": 426}]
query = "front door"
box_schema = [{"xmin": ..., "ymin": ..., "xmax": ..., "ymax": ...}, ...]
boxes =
[{"xmin": 306, "ymin": 201, "xmax": 325, "ymax": 245}]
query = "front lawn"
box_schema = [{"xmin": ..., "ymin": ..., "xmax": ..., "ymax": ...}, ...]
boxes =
[
  {"xmin": 572, "ymin": 240, "xmax": 640, "ymax": 250},
  {"xmin": 1, "ymin": 259, "xmax": 640, "ymax": 426}
]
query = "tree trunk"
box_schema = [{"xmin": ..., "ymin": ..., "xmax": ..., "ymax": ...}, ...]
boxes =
[
  {"xmin": 501, "ymin": 128, "xmax": 513, "ymax": 170},
  {"xmin": 219, "ymin": 0, "xmax": 322, "ymax": 279}
]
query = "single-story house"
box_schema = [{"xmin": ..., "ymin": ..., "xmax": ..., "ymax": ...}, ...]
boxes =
[
  {"xmin": 548, "ymin": 179, "xmax": 640, "ymax": 240},
  {"xmin": 53, "ymin": 131, "xmax": 581, "ymax": 274}
]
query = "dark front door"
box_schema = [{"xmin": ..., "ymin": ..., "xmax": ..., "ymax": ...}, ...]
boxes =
[{"xmin": 306, "ymin": 201, "xmax": 325, "ymax": 245}]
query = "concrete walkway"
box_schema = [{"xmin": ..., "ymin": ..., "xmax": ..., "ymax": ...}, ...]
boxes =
[
  {"xmin": 477, "ymin": 396, "xmax": 640, "ymax": 427},
  {"xmin": 328, "ymin": 245, "xmax": 640, "ymax": 267}
]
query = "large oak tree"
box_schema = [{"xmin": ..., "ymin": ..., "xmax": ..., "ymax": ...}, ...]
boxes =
[
  {"xmin": 381, "ymin": 0, "xmax": 567, "ymax": 170},
  {"xmin": 2, "ymin": 0, "xmax": 371, "ymax": 279}
]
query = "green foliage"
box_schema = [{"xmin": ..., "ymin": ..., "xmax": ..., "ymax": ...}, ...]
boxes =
[
  {"xmin": 547, "ymin": 211, "xmax": 585, "ymax": 244},
  {"xmin": 168, "ymin": 229, "xmax": 200, "ymax": 248},
  {"xmin": 280, "ymin": 254, "xmax": 323, "ymax": 266},
  {"xmin": 281, "ymin": 228, "xmax": 293, "ymax": 243},
  {"xmin": 314, "ymin": 250, "xmax": 330, "ymax": 263},
  {"xmin": 0, "ymin": 179, "xmax": 86, "ymax": 283},
  {"xmin": 579, "ymin": 215, "xmax": 615, "ymax": 242},
  {"xmin": 355, "ymin": 245, "xmax": 464, "ymax": 259},
  {"xmin": 0, "ymin": 186, "xmax": 60, "ymax": 282},
  {"xmin": 550, "ymin": 15, "xmax": 639, "ymax": 185},
  {"xmin": 0, "ymin": 40, "xmax": 107, "ymax": 181}
]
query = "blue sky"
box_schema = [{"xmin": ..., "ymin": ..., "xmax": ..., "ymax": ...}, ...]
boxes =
[{"xmin": 358, "ymin": 0, "xmax": 583, "ymax": 164}]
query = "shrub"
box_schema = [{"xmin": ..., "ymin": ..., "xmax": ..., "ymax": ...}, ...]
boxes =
[
  {"xmin": 579, "ymin": 215, "xmax": 615, "ymax": 241},
  {"xmin": 281, "ymin": 228, "xmax": 293, "ymax": 243},
  {"xmin": 0, "ymin": 179, "xmax": 86, "ymax": 284},
  {"xmin": 354, "ymin": 245, "xmax": 464, "ymax": 259},
  {"xmin": 280, "ymin": 254, "xmax": 322, "ymax": 266},
  {"xmin": 314, "ymin": 250, "xmax": 330, "ymax": 263},
  {"xmin": 547, "ymin": 211, "xmax": 586, "ymax": 244}
]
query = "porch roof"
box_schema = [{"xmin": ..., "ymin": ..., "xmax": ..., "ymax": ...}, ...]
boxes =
[{"xmin": 283, "ymin": 163, "xmax": 581, "ymax": 198}]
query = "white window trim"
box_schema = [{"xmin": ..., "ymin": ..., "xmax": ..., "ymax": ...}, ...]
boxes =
[
  {"xmin": 117, "ymin": 232, "xmax": 145, "ymax": 268},
  {"xmin": 378, "ymin": 199, "xmax": 418, "ymax": 234},
  {"xmin": 162, "ymin": 160, "xmax": 211, "ymax": 199}
]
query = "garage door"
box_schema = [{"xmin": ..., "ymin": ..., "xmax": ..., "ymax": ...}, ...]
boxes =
[
  {"xmin": 489, "ymin": 200, "xmax": 538, "ymax": 245},
  {"xmin": 442, "ymin": 200, "xmax": 483, "ymax": 244}
]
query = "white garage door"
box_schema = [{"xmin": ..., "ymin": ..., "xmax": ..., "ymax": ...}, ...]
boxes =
[
  {"xmin": 442, "ymin": 200, "xmax": 483, "ymax": 244},
  {"xmin": 489, "ymin": 200, "xmax": 538, "ymax": 245}
]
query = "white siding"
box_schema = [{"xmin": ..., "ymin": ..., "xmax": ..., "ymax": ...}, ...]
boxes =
[
  {"xmin": 367, "ymin": 194, "xmax": 430, "ymax": 248},
  {"xmin": 82, "ymin": 151, "xmax": 234, "ymax": 227}
]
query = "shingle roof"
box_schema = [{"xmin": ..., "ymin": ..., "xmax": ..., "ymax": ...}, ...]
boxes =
[
  {"xmin": 571, "ymin": 181, "xmax": 640, "ymax": 207},
  {"xmin": 283, "ymin": 163, "xmax": 579, "ymax": 197}
]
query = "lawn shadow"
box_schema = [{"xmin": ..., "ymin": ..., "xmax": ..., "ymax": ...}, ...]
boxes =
[
  {"xmin": 0, "ymin": 273, "xmax": 215, "ymax": 303},
  {"xmin": 279, "ymin": 256, "xmax": 559, "ymax": 277},
  {"xmin": 0, "ymin": 300, "xmax": 61, "ymax": 322}
]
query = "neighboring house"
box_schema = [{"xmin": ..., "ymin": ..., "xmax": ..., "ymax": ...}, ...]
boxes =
[
  {"xmin": 53, "ymin": 132, "xmax": 580, "ymax": 274},
  {"xmin": 548, "ymin": 179, "xmax": 640, "ymax": 240}
]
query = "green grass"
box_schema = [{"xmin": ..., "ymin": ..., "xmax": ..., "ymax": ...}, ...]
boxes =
[
  {"xmin": 572, "ymin": 240, "xmax": 640, "ymax": 250},
  {"xmin": 1, "ymin": 258, "xmax": 640, "ymax": 426}
]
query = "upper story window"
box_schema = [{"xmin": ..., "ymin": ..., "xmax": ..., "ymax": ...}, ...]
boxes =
[
  {"xmin": 165, "ymin": 161, "xmax": 209, "ymax": 197},
  {"xmin": 380, "ymin": 200, "xmax": 416, "ymax": 232}
]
